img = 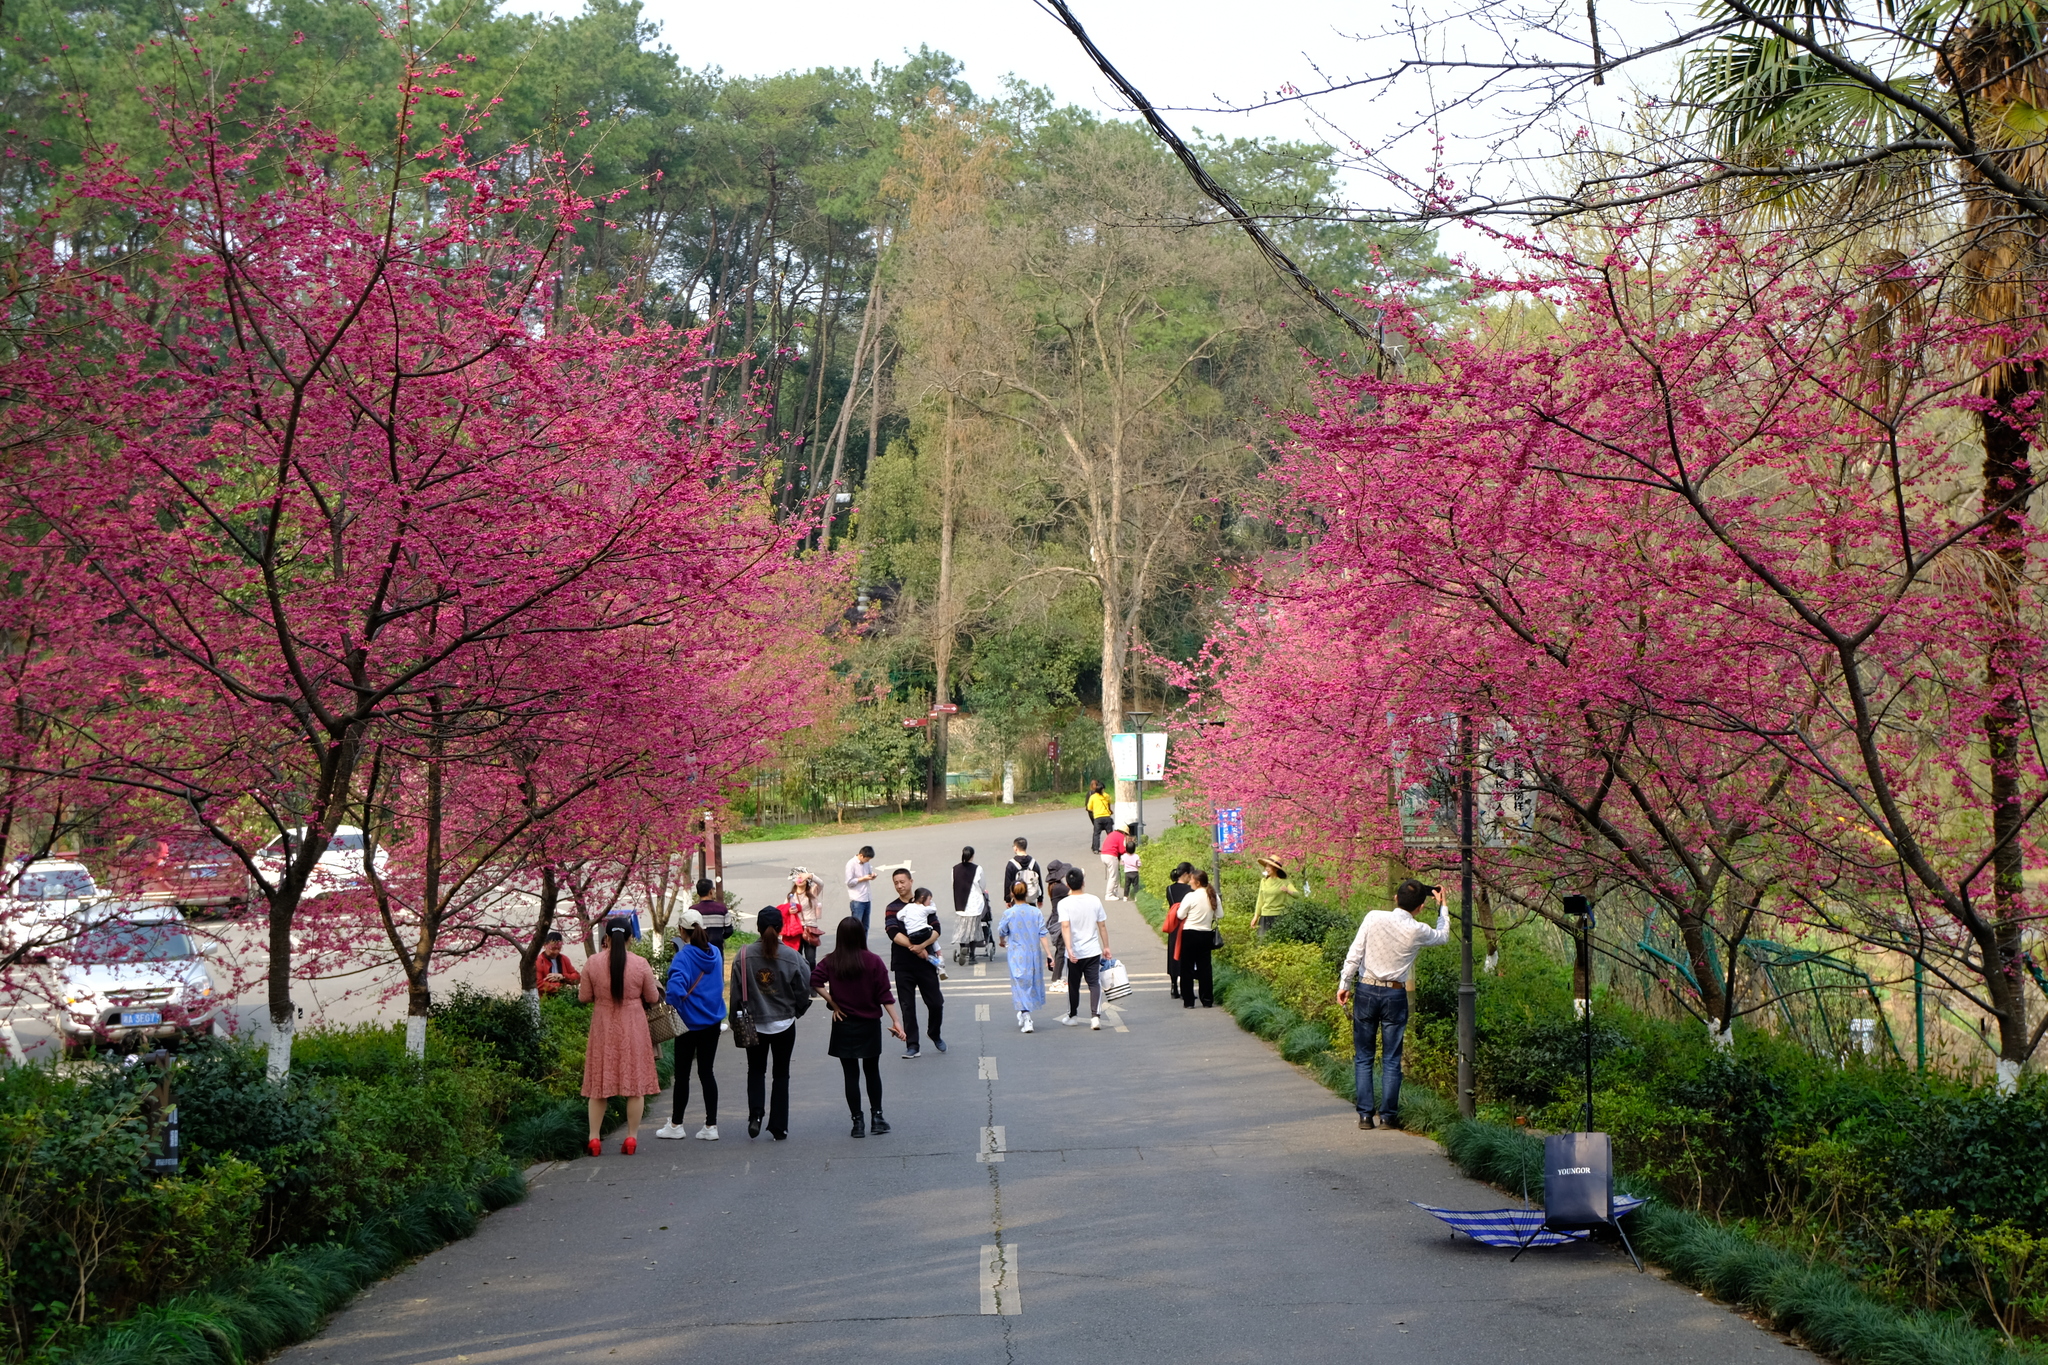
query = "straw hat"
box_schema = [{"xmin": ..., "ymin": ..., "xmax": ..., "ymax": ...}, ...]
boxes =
[{"xmin": 1256, "ymin": 855, "xmax": 1288, "ymax": 875}]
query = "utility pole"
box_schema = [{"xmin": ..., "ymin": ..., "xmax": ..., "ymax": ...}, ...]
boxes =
[{"xmin": 1458, "ymin": 716, "xmax": 1476, "ymax": 1120}]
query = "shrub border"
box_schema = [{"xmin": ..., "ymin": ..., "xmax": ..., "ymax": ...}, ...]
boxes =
[{"xmin": 54, "ymin": 1168, "xmax": 525, "ymax": 1365}]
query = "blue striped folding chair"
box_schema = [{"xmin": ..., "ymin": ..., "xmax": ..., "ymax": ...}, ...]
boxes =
[{"xmin": 1412, "ymin": 1133, "xmax": 1646, "ymax": 1271}]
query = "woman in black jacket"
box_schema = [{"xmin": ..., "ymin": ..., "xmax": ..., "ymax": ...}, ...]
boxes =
[{"xmin": 733, "ymin": 908, "xmax": 812, "ymax": 1140}]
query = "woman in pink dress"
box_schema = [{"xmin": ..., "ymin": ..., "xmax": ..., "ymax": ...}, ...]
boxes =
[{"xmin": 579, "ymin": 917, "xmax": 662, "ymax": 1156}]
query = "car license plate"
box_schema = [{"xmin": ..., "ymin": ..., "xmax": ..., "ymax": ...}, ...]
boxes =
[{"xmin": 119, "ymin": 1011, "xmax": 162, "ymax": 1027}]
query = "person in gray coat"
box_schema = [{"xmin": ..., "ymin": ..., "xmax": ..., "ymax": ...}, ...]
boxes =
[{"xmin": 733, "ymin": 908, "xmax": 811, "ymax": 1140}]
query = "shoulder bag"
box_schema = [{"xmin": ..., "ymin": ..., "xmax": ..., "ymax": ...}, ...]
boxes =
[
  {"xmin": 646, "ymin": 997, "xmax": 684, "ymax": 1044},
  {"xmin": 729, "ymin": 947, "xmax": 760, "ymax": 1049}
]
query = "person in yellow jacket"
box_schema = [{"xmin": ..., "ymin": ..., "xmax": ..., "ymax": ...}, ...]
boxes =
[
  {"xmin": 1084, "ymin": 780, "xmax": 1113, "ymax": 852},
  {"xmin": 1252, "ymin": 856, "xmax": 1300, "ymax": 939}
]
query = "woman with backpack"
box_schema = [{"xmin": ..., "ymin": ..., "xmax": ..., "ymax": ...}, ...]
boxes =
[
  {"xmin": 811, "ymin": 916, "xmax": 907, "ymax": 1137},
  {"xmin": 578, "ymin": 916, "xmax": 662, "ymax": 1156},
  {"xmin": 733, "ymin": 907, "xmax": 811, "ymax": 1140}
]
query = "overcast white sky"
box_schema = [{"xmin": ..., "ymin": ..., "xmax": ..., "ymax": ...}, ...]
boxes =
[{"xmin": 511, "ymin": 0, "xmax": 1692, "ymax": 265}]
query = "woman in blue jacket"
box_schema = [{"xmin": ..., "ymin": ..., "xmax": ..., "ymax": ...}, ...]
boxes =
[{"xmin": 656, "ymin": 917, "xmax": 725, "ymax": 1140}]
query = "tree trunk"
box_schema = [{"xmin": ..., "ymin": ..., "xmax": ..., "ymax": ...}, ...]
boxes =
[
  {"xmin": 517, "ymin": 864, "xmax": 559, "ymax": 1029},
  {"xmin": 1982, "ymin": 401, "xmax": 2034, "ymax": 1083},
  {"xmin": 930, "ymin": 395, "xmax": 959, "ymax": 810}
]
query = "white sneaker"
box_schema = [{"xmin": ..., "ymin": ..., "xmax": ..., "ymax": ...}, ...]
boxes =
[
  {"xmin": 1090, "ymin": 1015, "xmax": 1102, "ymax": 1031},
  {"xmin": 695, "ymin": 1125, "xmax": 719, "ymax": 1141},
  {"xmin": 1021, "ymin": 1015, "xmax": 1033, "ymax": 1033},
  {"xmin": 655, "ymin": 1122, "xmax": 688, "ymax": 1139},
  {"xmin": 1061, "ymin": 1013, "xmax": 1082, "ymax": 1027}
]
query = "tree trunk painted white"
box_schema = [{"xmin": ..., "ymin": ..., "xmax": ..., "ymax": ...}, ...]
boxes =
[
  {"xmin": 1002, "ymin": 762, "xmax": 1015, "ymax": 805},
  {"xmin": 1998, "ymin": 1057, "xmax": 2021, "ymax": 1094},
  {"xmin": 649, "ymin": 931, "xmax": 664, "ymax": 959},
  {"xmin": 405, "ymin": 1013, "xmax": 427, "ymax": 1059},
  {"xmin": 1709, "ymin": 1020, "xmax": 1733, "ymax": 1051},
  {"xmin": 524, "ymin": 987, "xmax": 542, "ymax": 1029},
  {"xmin": 266, "ymin": 1008, "xmax": 295, "ymax": 1080},
  {"xmin": 1484, "ymin": 952, "xmax": 1499, "ymax": 975},
  {"xmin": 1573, "ymin": 998, "xmax": 1588, "ymax": 1020}
]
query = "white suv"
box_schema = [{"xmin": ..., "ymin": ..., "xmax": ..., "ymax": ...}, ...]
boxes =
[
  {"xmin": 55, "ymin": 902, "xmax": 222, "ymax": 1054},
  {"xmin": 1, "ymin": 858, "xmax": 103, "ymax": 958}
]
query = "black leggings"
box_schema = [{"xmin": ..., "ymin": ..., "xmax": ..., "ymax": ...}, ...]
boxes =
[
  {"xmin": 746, "ymin": 1027, "xmax": 797, "ymax": 1135},
  {"xmin": 673, "ymin": 1026, "xmax": 719, "ymax": 1124},
  {"xmin": 840, "ymin": 1055, "xmax": 883, "ymax": 1115}
]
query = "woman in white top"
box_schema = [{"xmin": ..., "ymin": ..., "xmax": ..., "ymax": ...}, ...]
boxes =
[{"xmin": 1174, "ymin": 870, "xmax": 1217, "ymax": 1008}]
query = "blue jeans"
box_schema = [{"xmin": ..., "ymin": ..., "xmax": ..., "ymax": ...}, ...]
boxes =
[
  {"xmin": 851, "ymin": 902, "xmax": 870, "ymax": 934},
  {"xmin": 1352, "ymin": 985, "xmax": 1408, "ymax": 1124}
]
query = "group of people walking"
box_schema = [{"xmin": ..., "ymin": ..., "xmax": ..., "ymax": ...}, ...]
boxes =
[{"xmin": 571, "ymin": 818, "xmax": 1441, "ymax": 1149}]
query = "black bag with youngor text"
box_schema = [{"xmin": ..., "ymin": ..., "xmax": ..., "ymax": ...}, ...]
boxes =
[{"xmin": 729, "ymin": 946, "xmax": 760, "ymax": 1049}]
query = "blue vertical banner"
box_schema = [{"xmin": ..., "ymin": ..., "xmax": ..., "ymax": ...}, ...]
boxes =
[{"xmin": 1215, "ymin": 806, "xmax": 1245, "ymax": 854}]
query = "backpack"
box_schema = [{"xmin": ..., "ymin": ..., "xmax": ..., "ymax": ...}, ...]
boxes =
[{"xmin": 1010, "ymin": 857, "xmax": 1044, "ymax": 904}]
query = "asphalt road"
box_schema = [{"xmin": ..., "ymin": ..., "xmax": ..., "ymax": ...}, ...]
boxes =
[{"xmin": 275, "ymin": 800, "xmax": 1810, "ymax": 1365}]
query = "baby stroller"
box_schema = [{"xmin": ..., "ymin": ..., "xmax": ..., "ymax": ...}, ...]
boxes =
[
  {"xmin": 952, "ymin": 868, "xmax": 995, "ymax": 965},
  {"xmin": 953, "ymin": 903, "xmax": 995, "ymax": 965}
]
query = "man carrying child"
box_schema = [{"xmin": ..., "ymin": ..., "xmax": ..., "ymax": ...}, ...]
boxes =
[{"xmin": 883, "ymin": 867, "xmax": 947, "ymax": 1059}]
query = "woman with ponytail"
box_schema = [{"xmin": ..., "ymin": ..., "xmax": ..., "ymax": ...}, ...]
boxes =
[
  {"xmin": 734, "ymin": 906, "xmax": 811, "ymax": 1140},
  {"xmin": 578, "ymin": 916, "xmax": 662, "ymax": 1156}
]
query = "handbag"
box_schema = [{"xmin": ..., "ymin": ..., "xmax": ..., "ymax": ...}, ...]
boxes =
[
  {"xmin": 1101, "ymin": 958, "xmax": 1132, "ymax": 1002},
  {"xmin": 1211, "ymin": 927, "xmax": 1225, "ymax": 950},
  {"xmin": 729, "ymin": 947, "xmax": 760, "ymax": 1049},
  {"xmin": 646, "ymin": 999, "xmax": 685, "ymax": 1044}
]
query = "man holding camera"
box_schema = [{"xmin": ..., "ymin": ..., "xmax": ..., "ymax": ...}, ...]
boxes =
[{"xmin": 1336, "ymin": 879, "xmax": 1451, "ymax": 1130}]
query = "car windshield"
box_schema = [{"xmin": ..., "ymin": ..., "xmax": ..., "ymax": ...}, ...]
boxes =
[
  {"xmin": 72, "ymin": 924, "xmax": 195, "ymax": 962},
  {"xmin": 17, "ymin": 868, "xmax": 96, "ymax": 900},
  {"xmin": 330, "ymin": 830, "xmax": 364, "ymax": 851}
]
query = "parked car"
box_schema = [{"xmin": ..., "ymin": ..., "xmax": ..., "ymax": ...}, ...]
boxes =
[
  {"xmin": 250, "ymin": 825, "xmax": 385, "ymax": 899},
  {"xmin": 0, "ymin": 857, "xmax": 103, "ymax": 958},
  {"xmin": 129, "ymin": 829, "xmax": 246, "ymax": 913},
  {"xmin": 55, "ymin": 902, "xmax": 222, "ymax": 1054}
]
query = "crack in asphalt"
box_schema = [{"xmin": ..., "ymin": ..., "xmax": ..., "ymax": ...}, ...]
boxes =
[{"xmin": 982, "ymin": 1015, "xmax": 1018, "ymax": 1363}]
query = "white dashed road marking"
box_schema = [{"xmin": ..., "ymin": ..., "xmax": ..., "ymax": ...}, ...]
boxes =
[
  {"xmin": 976, "ymin": 1125, "xmax": 1007, "ymax": 1163},
  {"xmin": 978, "ymin": 1056, "xmax": 998, "ymax": 1080},
  {"xmin": 974, "ymin": 1003, "xmax": 991, "ymax": 1021},
  {"xmin": 980, "ymin": 1243, "xmax": 1021, "ymax": 1315}
]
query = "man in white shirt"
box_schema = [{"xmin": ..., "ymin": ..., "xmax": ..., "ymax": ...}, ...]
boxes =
[
  {"xmin": 845, "ymin": 846, "xmax": 877, "ymax": 932},
  {"xmin": 1055, "ymin": 867, "xmax": 1113, "ymax": 1030},
  {"xmin": 1336, "ymin": 879, "xmax": 1451, "ymax": 1130}
]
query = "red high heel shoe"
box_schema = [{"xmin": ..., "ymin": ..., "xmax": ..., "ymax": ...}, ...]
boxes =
[
  {"xmin": 586, "ymin": 1138, "xmax": 602, "ymax": 1158},
  {"xmin": 622, "ymin": 1137, "xmax": 637, "ymax": 1155}
]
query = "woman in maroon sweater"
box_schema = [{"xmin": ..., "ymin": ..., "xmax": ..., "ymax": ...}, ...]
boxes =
[{"xmin": 812, "ymin": 917, "xmax": 907, "ymax": 1138}]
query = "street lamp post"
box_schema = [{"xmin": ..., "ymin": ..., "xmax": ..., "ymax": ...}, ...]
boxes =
[
  {"xmin": 1127, "ymin": 711, "xmax": 1154, "ymax": 840},
  {"xmin": 1458, "ymin": 715, "xmax": 1477, "ymax": 1119}
]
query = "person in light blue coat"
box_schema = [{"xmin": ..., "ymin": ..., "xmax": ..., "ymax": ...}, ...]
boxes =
[
  {"xmin": 656, "ymin": 917, "xmax": 725, "ymax": 1140},
  {"xmin": 996, "ymin": 883, "xmax": 1052, "ymax": 1034}
]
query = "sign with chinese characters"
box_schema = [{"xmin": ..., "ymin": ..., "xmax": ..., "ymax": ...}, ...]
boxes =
[
  {"xmin": 1109, "ymin": 732, "xmax": 1168, "ymax": 782},
  {"xmin": 1215, "ymin": 807, "xmax": 1246, "ymax": 854}
]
